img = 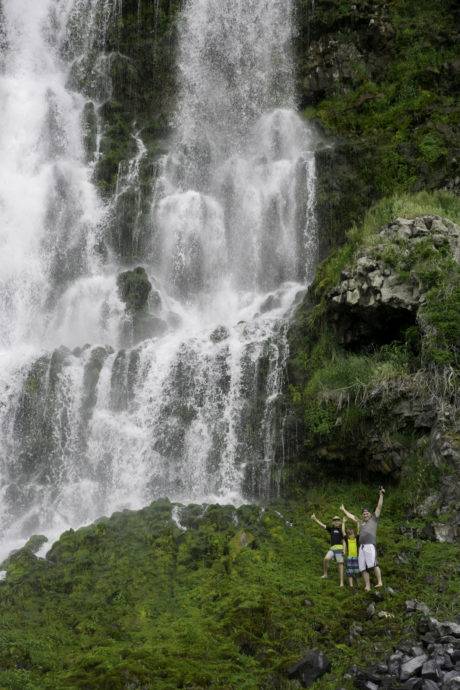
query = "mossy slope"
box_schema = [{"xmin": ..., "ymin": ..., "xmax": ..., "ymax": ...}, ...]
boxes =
[{"xmin": 0, "ymin": 485, "xmax": 459, "ymax": 690}]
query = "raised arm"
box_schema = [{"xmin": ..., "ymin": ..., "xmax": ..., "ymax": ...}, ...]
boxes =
[
  {"xmin": 311, "ymin": 513, "xmax": 327, "ymax": 530},
  {"xmin": 342, "ymin": 517, "xmax": 346, "ymax": 537},
  {"xmin": 375, "ymin": 487, "xmax": 385, "ymax": 518},
  {"xmin": 340, "ymin": 504, "xmax": 360, "ymax": 524}
]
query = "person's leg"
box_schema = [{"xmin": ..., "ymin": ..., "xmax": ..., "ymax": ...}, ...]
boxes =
[
  {"xmin": 348, "ymin": 576, "xmax": 354, "ymax": 588},
  {"xmin": 374, "ymin": 565, "xmax": 383, "ymax": 587},
  {"xmin": 338, "ymin": 562, "xmax": 344, "ymax": 587},
  {"xmin": 358, "ymin": 545, "xmax": 369, "ymax": 590},
  {"xmin": 322, "ymin": 551, "xmax": 332, "ymax": 578},
  {"xmin": 362, "ymin": 570, "xmax": 371, "ymax": 591}
]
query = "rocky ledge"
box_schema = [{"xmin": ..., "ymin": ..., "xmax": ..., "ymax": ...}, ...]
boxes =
[{"xmin": 327, "ymin": 215, "xmax": 459, "ymax": 347}]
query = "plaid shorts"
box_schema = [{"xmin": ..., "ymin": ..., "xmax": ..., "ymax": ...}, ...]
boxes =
[
  {"xmin": 326, "ymin": 548, "xmax": 344, "ymax": 563},
  {"xmin": 346, "ymin": 556, "xmax": 360, "ymax": 577}
]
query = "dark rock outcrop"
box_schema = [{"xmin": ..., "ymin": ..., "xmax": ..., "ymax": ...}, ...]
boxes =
[
  {"xmin": 287, "ymin": 649, "xmax": 331, "ymax": 687},
  {"xmin": 117, "ymin": 267, "xmax": 167, "ymax": 344},
  {"xmin": 117, "ymin": 266, "xmax": 152, "ymax": 312}
]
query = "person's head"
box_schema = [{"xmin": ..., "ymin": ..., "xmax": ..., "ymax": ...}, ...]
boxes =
[
  {"xmin": 347, "ymin": 527, "xmax": 356, "ymax": 538},
  {"xmin": 362, "ymin": 508, "xmax": 372, "ymax": 522},
  {"xmin": 332, "ymin": 516, "xmax": 341, "ymax": 528}
]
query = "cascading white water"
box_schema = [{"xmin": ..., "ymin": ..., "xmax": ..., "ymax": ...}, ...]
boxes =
[{"xmin": 0, "ymin": 0, "xmax": 319, "ymax": 560}]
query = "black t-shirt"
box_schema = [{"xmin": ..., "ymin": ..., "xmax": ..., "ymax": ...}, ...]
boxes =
[{"xmin": 326, "ymin": 526, "xmax": 343, "ymax": 547}]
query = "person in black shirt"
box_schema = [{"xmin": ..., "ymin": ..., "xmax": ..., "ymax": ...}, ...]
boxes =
[{"xmin": 311, "ymin": 513, "xmax": 345, "ymax": 587}]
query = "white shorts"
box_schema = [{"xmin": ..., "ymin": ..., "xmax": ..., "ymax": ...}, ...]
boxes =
[{"xmin": 358, "ymin": 544, "xmax": 378, "ymax": 571}]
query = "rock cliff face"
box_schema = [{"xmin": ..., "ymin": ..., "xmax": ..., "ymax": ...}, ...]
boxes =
[
  {"xmin": 328, "ymin": 216, "xmax": 459, "ymax": 347},
  {"xmin": 287, "ymin": 199, "xmax": 460, "ymax": 543}
]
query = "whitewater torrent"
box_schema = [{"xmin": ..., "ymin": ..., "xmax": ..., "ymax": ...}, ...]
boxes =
[{"xmin": 0, "ymin": 0, "xmax": 319, "ymax": 560}]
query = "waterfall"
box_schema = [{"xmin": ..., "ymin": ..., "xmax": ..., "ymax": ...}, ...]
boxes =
[{"xmin": 0, "ymin": 0, "xmax": 319, "ymax": 559}]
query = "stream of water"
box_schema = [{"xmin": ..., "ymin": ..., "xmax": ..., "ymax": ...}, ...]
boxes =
[{"xmin": 0, "ymin": 0, "xmax": 319, "ymax": 560}]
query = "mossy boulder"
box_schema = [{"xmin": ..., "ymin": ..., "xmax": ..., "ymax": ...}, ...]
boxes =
[
  {"xmin": 117, "ymin": 266, "xmax": 152, "ymax": 312},
  {"xmin": 117, "ymin": 267, "xmax": 167, "ymax": 344}
]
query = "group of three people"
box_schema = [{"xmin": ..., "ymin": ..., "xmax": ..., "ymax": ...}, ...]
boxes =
[{"xmin": 311, "ymin": 487, "xmax": 385, "ymax": 591}]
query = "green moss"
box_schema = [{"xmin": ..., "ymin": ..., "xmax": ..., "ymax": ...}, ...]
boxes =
[
  {"xmin": 0, "ymin": 485, "xmax": 457, "ymax": 689},
  {"xmin": 300, "ymin": 0, "xmax": 458, "ymax": 213},
  {"xmin": 287, "ymin": 192, "xmax": 459, "ymax": 471}
]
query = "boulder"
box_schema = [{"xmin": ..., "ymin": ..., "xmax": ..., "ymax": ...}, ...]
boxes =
[
  {"xmin": 421, "ymin": 659, "xmax": 441, "ymax": 681},
  {"xmin": 287, "ymin": 650, "xmax": 331, "ymax": 687},
  {"xmin": 23, "ymin": 534, "xmax": 48, "ymax": 554},
  {"xmin": 117, "ymin": 266, "xmax": 152, "ymax": 312},
  {"xmin": 432, "ymin": 524, "xmax": 458, "ymax": 544},
  {"xmin": 403, "ymin": 680, "xmax": 423, "ymax": 690},
  {"xmin": 442, "ymin": 674, "xmax": 460, "ymax": 690},
  {"xmin": 400, "ymin": 655, "xmax": 428, "ymax": 681}
]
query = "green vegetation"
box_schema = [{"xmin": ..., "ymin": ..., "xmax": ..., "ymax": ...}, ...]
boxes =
[
  {"xmin": 310, "ymin": 190, "xmax": 460, "ymax": 365},
  {"xmin": 0, "ymin": 481, "xmax": 458, "ymax": 690},
  {"xmin": 296, "ymin": 0, "xmax": 459, "ymax": 248},
  {"xmin": 288, "ymin": 191, "xmax": 459, "ymax": 469},
  {"xmin": 312, "ymin": 190, "xmax": 460, "ymax": 298},
  {"xmin": 311, "ymin": 0, "xmax": 458, "ymax": 197}
]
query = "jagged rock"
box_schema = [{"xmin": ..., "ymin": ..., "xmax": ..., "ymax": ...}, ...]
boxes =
[
  {"xmin": 349, "ymin": 622, "xmax": 363, "ymax": 643},
  {"xmin": 260, "ymin": 293, "xmax": 282, "ymax": 313},
  {"xmin": 417, "ymin": 495, "xmax": 440, "ymax": 518},
  {"xmin": 287, "ymin": 650, "xmax": 331, "ymax": 687},
  {"xmin": 326, "ymin": 216, "xmax": 460, "ymax": 348},
  {"xmin": 400, "ymin": 655, "xmax": 428, "ymax": 681},
  {"xmin": 428, "ymin": 620, "xmax": 460, "ymax": 639},
  {"xmin": 421, "ymin": 659, "xmax": 441, "ymax": 681},
  {"xmin": 388, "ymin": 652, "xmax": 403, "ymax": 675},
  {"xmin": 406, "ymin": 601, "xmax": 431, "ymax": 616},
  {"xmin": 133, "ymin": 312, "xmax": 168, "ymax": 342},
  {"xmin": 441, "ymin": 655, "xmax": 454, "ymax": 671},
  {"xmin": 432, "ymin": 524, "xmax": 458, "ymax": 544},
  {"xmin": 421, "ymin": 681, "xmax": 440, "ymax": 690},
  {"xmin": 117, "ymin": 267, "xmax": 168, "ymax": 344}
]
